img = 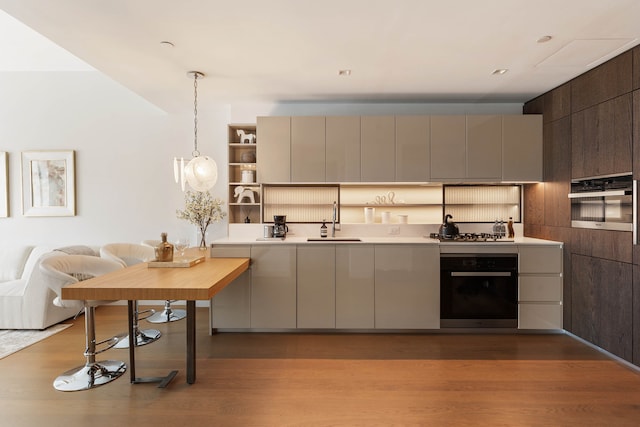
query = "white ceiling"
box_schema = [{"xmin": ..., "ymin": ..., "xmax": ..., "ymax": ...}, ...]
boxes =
[{"xmin": 1, "ymin": 0, "xmax": 639, "ymax": 113}]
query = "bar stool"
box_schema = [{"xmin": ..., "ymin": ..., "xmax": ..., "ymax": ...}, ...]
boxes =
[
  {"xmin": 100, "ymin": 243, "xmax": 162, "ymax": 349},
  {"xmin": 141, "ymin": 240, "xmax": 187, "ymax": 323},
  {"xmin": 40, "ymin": 255, "xmax": 127, "ymax": 391}
]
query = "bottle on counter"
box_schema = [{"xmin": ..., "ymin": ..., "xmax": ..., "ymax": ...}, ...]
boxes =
[
  {"xmin": 499, "ymin": 219, "xmax": 506, "ymax": 238},
  {"xmin": 492, "ymin": 219, "xmax": 499, "ymax": 235},
  {"xmin": 320, "ymin": 220, "xmax": 328, "ymax": 238},
  {"xmin": 155, "ymin": 232, "xmax": 174, "ymax": 262},
  {"xmin": 507, "ymin": 217, "xmax": 515, "ymax": 239}
]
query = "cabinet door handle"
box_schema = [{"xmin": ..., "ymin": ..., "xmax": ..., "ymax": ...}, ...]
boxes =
[
  {"xmin": 634, "ymin": 180, "xmax": 637, "ymax": 246},
  {"xmin": 451, "ymin": 272, "xmax": 513, "ymax": 277}
]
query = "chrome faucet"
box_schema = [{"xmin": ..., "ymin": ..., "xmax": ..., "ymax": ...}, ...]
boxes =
[{"xmin": 332, "ymin": 201, "xmax": 337, "ymax": 237}]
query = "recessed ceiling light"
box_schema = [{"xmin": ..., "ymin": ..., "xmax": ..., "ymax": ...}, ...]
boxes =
[
  {"xmin": 492, "ymin": 69, "xmax": 508, "ymax": 75},
  {"xmin": 338, "ymin": 69, "xmax": 352, "ymax": 76},
  {"xmin": 160, "ymin": 41, "xmax": 175, "ymax": 47},
  {"xmin": 537, "ymin": 35, "xmax": 553, "ymax": 43}
]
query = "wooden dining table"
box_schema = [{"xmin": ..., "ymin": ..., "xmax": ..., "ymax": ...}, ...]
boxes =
[{"xmin": 61, "ymin": 251, "xmax": 250, "ymax": 386}]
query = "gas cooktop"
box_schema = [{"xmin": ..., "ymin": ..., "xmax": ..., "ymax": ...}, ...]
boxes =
[{"xmin": 428, "ymin": 233, "xmax": 514, "ymax": 243}]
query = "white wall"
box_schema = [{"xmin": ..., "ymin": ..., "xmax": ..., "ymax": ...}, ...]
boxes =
[
  {"xmin": 0, "ymin": 69, "xmax": 523, "ymax": 248},
  {"xmin": 0, "ymin": 71, "xmax": 230, "ymax": 247}
]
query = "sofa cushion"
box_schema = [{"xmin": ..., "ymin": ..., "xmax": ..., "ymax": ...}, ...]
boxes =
[
  {"xmin": 20, "ymin": 246, "xmax": 54, "ymax": 280},
  {"xmin": 0, "ymin": 246, "xmax": 34, "ymax": 282}
]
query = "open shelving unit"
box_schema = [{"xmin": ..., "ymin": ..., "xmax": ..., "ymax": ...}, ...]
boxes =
[
  {"xmin": 228, "ymin": 124, "xmax": 260, "ymax": 224},
  {"xmin": 339, "ymin": 184, "xmax": 444, "ymax": 224}
]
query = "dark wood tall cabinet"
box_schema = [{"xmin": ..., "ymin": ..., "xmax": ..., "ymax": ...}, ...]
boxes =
[
  {"xmin": 524, "ymin": 44, "xmax": 640, "ymax": 365},
  {"xmin": 571, "ymin": 94, "xmax": 632, "ymax": 178}
]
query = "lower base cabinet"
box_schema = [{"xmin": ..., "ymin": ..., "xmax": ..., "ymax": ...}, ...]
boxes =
[
  {"xmin": 211, "ymin": 243, "xmax": 563, "ymax": 332},
  {"xmin": 336, "ymin": 245, "xmax": 375, "ymax": 328},
  {"xmin": 374, "ymin": 245, "xmax": 440, "ymax": 329},
  {"xmin": 518, "ymin": 246, "xmax": 563, "ymax": 330},
  {"xmin": 250, "ymin": 245, "xmax": 297, "ymax": 328},
  {"xmin": 210, "ymin": 270, "xmax": 251, "ymax": 328},
  {"xmin": 297, "ymin": 245, "xmax": 336, "ymax": 328}
]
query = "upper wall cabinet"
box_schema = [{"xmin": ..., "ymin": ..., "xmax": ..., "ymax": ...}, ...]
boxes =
[
  {"xmin": 395, "ymin": 115, "xmax": 430, "ymax": 182},
  {"xmin": 256, "ymin": 114, "xmax": 542, "ymax": 184},
  {"xmin": 571, "ymin": 94, "xmax": 632, "ymax": 178},
  {"xmin": 326, "ymin": 116, "xmax": 361, "ymax": 182},
  {"xmin": 360, "ymin": 116, "xmax": 395, "ymax": 182},
  {"xmin": 430, "ymin": 115, "xmax": 466, "ymax": 180},
  {"xmin": 257, "ymin": 116, "xmax": 290, "ymax": 183},
  {"xmin": 291, "ymin": 116, "xmax": 325, "ymax": 182},
  {"xmin": 466, "ymin": 115, "xmax": 502, "ymax": 180},
  {"xmin": 503, "ymin": 115, "xmax": 543, "ymax": 182}
]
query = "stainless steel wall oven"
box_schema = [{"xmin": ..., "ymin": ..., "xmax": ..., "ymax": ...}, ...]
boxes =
[
  {"xmin": 568, "ymin": 173, "xmax": 635, "ymax": 236},
  {"xmin": 440, "ymin": 253, "xmax": 518, "ymax": 328}
]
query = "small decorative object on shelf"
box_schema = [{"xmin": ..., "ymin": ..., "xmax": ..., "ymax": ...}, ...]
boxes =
[
  {"xmin": 155, "ymin": 232, "xmax": 174, "ymax": 262},
  {"xmin": 241, "ymin": 169, "xmax": 255, "ymax": 183},
  {"xmin": 240, "ymin": 150, "xmax": 256, "ymax": 163},
  {"xmin": 237, "ymin": 129, "xmax": 256, "ymax": 144},
  {"xmin": 369, "ymin": 191, "xmax": 396, "ymax": 205},
  {"xmin": 234, "ymin": 185, "xmax": 257, "ymax": 203},
  {"xmin": 176, "ymin": 190, "xmax": 227, "ymax": 251}
]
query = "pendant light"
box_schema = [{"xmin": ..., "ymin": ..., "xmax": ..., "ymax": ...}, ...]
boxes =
[{"xmin": 174, "ymin": 71, "xmax": 218, "ymax": 192}]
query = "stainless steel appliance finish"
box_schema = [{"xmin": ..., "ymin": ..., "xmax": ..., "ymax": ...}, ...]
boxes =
[
  {"xmin": 568, "ymin": 173, "xmax": 635, "ymax": 236},
  {"xmin": 429, "ymin": 233, "xmax": 514, "ymax": 243},
  {"xmin": 440, "ymin": 253, "xmax": 518, "ymax": 328}
]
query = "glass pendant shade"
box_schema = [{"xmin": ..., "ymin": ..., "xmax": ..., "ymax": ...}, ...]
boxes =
[
  {"xmin": 184, "ymin": 155, "xmax": 218, "ymax": 192},
  {"xmin": 174, "ymin": 70, "xmax": 217, "ymax": 192}
]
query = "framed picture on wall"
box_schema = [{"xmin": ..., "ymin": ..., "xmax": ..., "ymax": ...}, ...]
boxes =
[
  {"xmin": 21, "ymin": 150, "xmax": 76, "ymax": 217},
  {"xmin": 0, "ymin": 152, "xmax": 8, "ymax": 218}
]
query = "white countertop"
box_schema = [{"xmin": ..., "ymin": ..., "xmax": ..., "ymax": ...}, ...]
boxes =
[{"xmin": 212, "ymin": 235, "xmax": 562, "ymax": 246}]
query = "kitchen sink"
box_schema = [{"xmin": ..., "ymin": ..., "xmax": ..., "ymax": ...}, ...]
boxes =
[{"xmin": 306, "ymin": 237, "xmax": 362, "ymax": 242}]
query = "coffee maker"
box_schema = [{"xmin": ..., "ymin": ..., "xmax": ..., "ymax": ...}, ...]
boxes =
[{"xmin": 273, "ymin": 215, "xmax": 288, "ymax": 238}]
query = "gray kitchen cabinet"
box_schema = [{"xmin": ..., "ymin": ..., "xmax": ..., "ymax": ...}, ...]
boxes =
[
  {"xmin": 250, "ymin": 245, "xmax": 297, "ymax": 328},
  {"xmin": 297, "ymin": 245, "xmax": 335, "ymax": 328},
  {"xmin": 335, "ymin": 245, "xmax": 375, "ymax": 328},
  {"xmin": 518, "ymin": 245, "xmax": 563, "ymax": 330},
  {"xmin": 395, "ymin": 115, "xmax": 430, "ymax": 182},
  {"xmin": 209, "ymin": 245, "xmax": 252, "ymax": 329},
  {"xmin": 361, "ymin": 116, "xmax": 395, "ymax": 182},
  {"xmin": 291, "ymin": 116, "xmax": 325, "ymax": 182},
  {"xmin": 257, "ymin": 116, "xmax": 290, "ymax": 182},
  {"xmin": 466, "ymin": 115, "xmax": 502, "ymax": 180},
  {"xmin": 374, "ymin": 245, "xmax": 440, "ymax": 329},
  {"xmin": 503, "ymin": 115, "xmax": 543, "ymax": 181},
  {"xmin": 326, "ymin": 116, "xmax": 361, "ymax": 182},
  {"xmin": 430, "ymin": 115, "xmax": 466, "ymax": 180}
]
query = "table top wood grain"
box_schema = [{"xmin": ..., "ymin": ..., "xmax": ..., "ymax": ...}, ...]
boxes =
[{"xmin": 61, "ymin": 253, "xmax": 249, "ymax": 301}]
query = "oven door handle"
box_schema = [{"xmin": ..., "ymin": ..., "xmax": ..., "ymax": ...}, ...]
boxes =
[{"xmin": 451, "ymin": 272, "xmax": 513, "ymax": 277}]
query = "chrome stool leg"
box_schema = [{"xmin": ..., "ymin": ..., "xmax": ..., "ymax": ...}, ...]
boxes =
[
  {"xmin": 53, "ymin": 304, "xmax": 126, "ymax": 392},
  {"xmin": 146, "ymin": 300, "xmax": 187, "ymax": 323},
  {"xmin": 114, "ymin": 300, "xmax": 161, "ymax": 349}
]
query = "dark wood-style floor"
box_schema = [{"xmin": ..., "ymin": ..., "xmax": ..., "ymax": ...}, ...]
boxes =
[{"xmin": 1, "ymin": 305, "xmax": 640, "ymax": 426}]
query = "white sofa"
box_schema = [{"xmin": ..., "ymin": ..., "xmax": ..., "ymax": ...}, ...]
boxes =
[{"xmin": 0, "ymin": 246, "xmax": 80, "ymax": 329}]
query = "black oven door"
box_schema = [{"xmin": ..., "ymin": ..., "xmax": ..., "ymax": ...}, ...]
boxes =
[{"xmin": 440, "ymin": 255, "xmax": 518, "ymax": 328}]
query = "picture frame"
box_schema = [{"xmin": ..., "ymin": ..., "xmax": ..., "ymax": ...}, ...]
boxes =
[
  {"xmin": 0, "ymin": 152, "xmax": 7, "ymax": 218},
  {"xmin": 21, "ymin": 150, "xmax": 75, "ymax": 217}
]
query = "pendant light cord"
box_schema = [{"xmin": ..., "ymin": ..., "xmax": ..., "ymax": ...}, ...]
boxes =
[{"xmin": 192, "ymin": 73, "xmax": 200, "ymax": 157}]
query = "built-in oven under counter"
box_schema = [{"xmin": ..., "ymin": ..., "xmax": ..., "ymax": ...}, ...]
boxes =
[{"xmin": 440, "ymin": 253, "xmax": 518, "ymax": 328}]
